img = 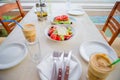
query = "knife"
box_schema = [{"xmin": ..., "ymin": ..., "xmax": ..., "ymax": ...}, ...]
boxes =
[
  {"xmin": 64, "ymin": 66, "xmax": 70, "ymax": 80},
  {"xmin": 57, "ymin": 68, "xmax": 62, "ymax": 80},
  {"xmin": 64, "ymin": 51, "xmax": 72, "ymax": 80}
]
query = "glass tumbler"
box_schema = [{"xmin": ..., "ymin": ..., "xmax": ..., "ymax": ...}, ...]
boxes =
[
  {"xmin": 22, "ymin": 24, "xmax": 36, "ymax": 43},
  {"xmin": 26, "ymin": 39, "xmax": 41, "ymax": 64},
  {"xmin": 87, "ymin": 53, "xmax": 114, "ymax": 80},
  {"xmin": 22, "ymin": 24, "xmax": 41, "ymax": 64}
]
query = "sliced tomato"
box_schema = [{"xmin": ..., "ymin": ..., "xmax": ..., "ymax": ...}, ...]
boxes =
[
  {"xmin": 55, "ymin": 16, "xmax": 62, "ymax": 21},
  {"xmin": 56, "ymin": 35, "xmax": 61, "ymax": 41},
  {"xmin": 50, "ymin": 33, "xmax": 57, "ymax": 40},
  {"xmin": 61, "ymin": 15, "xmax": 69, "ymax": 21},
  {"xmin": 55, "ymin": 15, "xmax": 69, "ymax": 21},
  {"xmin": 48, "ymin": 29, "xmax": 54, "ymax": 35},
  {"xmin": 64, "ymin": 35, "xmax": 72, "ymax": 40},
  {"xmin": 48, "ymin": 26, "xmax": 57, "ymax": 35}
]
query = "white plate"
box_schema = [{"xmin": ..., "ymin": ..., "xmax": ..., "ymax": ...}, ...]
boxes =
[
  {"xmin": 79, "ymin": 41, "xmax": 118, "ymax": 62},
  {"xmin": 0, "ymin": 43, "xmax": 28, "ymax": 69},
  {"xmin": 37, "ymin": 54, "xmax": 82, "ymax": 80},
  {"xmin": 68, "ymin": 10, "xmax": 85, "ymax": 16}
]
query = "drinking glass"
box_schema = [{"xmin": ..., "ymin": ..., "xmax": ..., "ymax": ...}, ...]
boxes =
[
  {"xmin": 22, "ymin": 23, "xmax": 41, "ymax": 63},
  {"xmin": 66, "ymin": 0, "xmax": 71, "ymax": 12},
  {"xmin": 26, "ymin": 38, "xmax": 41, "ymax": 64},
  {"xmin": 87, "ymin": 53, "xmax": 114, "ymax": 80},
  {"xmin": 22, "ymin": 24, "xmax": 36, "ymax": 43}
]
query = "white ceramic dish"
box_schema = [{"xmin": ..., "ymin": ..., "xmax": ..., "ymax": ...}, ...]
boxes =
[
  {"xmin": 0, "ymin": 43, "xmax": 28, "ymax": 69},
  {"xmin": 37, "ymin": 54, "xmax": 82, "ymax": 80},
  {"xmin": 44, "ymin": 25, "xmax": 76, "ymax": 42},
  {"xmin": 79, "ymin": 41, "xmax": 118, "ymax": 62},
  {"xmin": 68, "ymin": 10, "xmax": 85, "ymax": 16}
]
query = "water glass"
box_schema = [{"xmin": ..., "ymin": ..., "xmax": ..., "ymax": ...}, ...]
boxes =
[
  {"xmin": 26, "ymin": 38, "xmax": 41, "ymax": 64},
  {"xmin": 66, "ymin": 0, "xmax": 71, "ymax": 12}
]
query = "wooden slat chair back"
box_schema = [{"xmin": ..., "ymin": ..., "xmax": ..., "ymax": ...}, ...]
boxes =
[
  {"xmin": 0, "ymin": 0, "xmax": 25, "ymax": 34},
  {"xmin": 100, "ymin": 1, "xmax": 120, "ymax": 45}
]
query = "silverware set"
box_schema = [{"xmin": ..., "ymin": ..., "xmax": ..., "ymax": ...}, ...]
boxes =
[{"xmin": 51, "ymin": 51, "xmax": 72, "ymax": 80}]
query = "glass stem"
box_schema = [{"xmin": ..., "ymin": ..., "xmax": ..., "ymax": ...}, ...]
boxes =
[{"xmin": 66, "ymin": 0, "xmax": 71, "ymax": 11}]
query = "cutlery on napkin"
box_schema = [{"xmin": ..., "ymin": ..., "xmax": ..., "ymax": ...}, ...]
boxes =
[
  {"xmin": 64, "ymin": 51, "xmax": 72, "ymax": 80},
  {"xmin": 50, "ymin": 51, "xmax": 59, "ymax": 80},
  {"xmin": 37, "ymin": 51, "xmax": 78, "ymax": 80},
  {"xmin": 57, "ymin": 52, "xmax": 64, "ymax": 80}
]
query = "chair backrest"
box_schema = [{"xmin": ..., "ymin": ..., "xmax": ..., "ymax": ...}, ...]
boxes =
[
  {"xmin": 100, "ymin": 1, "xmax": 120, "ymax": 45},
  {"xmin": 0, "ymin": 0, "xmax": 25, "ymax": 34}
]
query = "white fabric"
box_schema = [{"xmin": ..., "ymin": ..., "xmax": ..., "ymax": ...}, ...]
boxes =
[{"xmin": 37, "ymin": 55, "xmax": 78, "ymax": 80}]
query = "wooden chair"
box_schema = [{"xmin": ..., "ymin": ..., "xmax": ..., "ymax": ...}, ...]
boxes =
[
  {"xmin": 0, "ymin": 0, "xmax": 25, "ymax": 34},
  {"xmin": 100, "ymin": 1, "xmax": 120, "ymax": 45}
]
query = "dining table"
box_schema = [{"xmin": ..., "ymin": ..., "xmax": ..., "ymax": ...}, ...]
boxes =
[{"xmin": 0, "ymin": 3, "xmax": 120, "ymax": 80}]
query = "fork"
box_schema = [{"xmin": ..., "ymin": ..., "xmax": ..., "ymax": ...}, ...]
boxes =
[
  {"xmin": 50, "ymin": 51, "xmax": 59, "ymax": 80},
  {"xmin": 57, "ymin": 52, "xmax": 64, "ymax": 80}
]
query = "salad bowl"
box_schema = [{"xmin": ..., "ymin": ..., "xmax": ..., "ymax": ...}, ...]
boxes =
[{"xmin": 45, "ymin": 24, "xmax": 75, "ymax": 42}]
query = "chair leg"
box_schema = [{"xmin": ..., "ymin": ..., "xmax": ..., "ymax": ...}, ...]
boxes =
[{"xmin": 109, "ymin": 32, "xmax": 119, "ymax": 45}]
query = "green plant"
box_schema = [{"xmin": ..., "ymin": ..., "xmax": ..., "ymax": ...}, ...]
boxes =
[{"xmin": 3, "ymin": 16, "xmax": 12, "ymax": 20}]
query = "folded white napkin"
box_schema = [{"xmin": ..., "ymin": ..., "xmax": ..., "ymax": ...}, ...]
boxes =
[{"xmin": 37, "ymin": 55, "xmax": 78, "ymax": 80}]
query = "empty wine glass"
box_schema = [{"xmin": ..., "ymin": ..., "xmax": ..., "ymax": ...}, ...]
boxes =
[{"xmin": 66, "ymin": 0, "xmax": 71, "ymax": 12}]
